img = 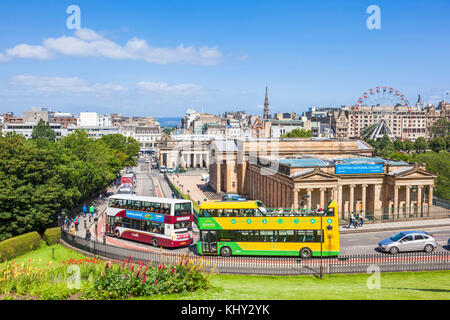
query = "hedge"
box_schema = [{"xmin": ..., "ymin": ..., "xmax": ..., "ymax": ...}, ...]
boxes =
[
  {"xmin": 0, "ymin": 231, "xmax": 41, "ymax": 262},
  {"xmin": 43, "ymin": 227, "xmax": 61, "ymax": 246}
]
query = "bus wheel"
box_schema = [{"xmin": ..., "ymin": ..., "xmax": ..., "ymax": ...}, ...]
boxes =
[
  {"xmin": 299, "ymin": 248, "xmax": 312, "ymax": 259},
  {"xmin": 152, "ymin": 238, "xmax": 159, "ymax": 247},
  {"xmin": 220, "ymin": 246, "xmax": 232, "ymax": 257},
  {"xmin": 114, "ymin": 230, "xmax": 120, "ymax": 238}
]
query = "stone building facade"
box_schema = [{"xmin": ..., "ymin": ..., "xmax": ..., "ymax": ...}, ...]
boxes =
[{"xmin": 208, "ymin": 138, "xmax": 438, "ymax": 220}]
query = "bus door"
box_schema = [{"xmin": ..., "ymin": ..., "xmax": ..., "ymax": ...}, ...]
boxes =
[{"xmin": 201, "ymin": 231, "xmax": 218, "ymax": 254}]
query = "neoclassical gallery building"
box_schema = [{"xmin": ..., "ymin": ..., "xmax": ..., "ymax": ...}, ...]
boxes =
[{"xmin": 208, "ymin": 138, "xmax": 438, "ymax": 220}]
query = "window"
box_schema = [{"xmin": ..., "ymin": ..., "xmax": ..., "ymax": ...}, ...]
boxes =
[
  {"xmin": 175, "ymin": 203, "xmax": 192, "ymax": 216},
  {"xmin": 402, "ymin": 235, "xmax": 414, "ymax": 242},
  {"xmin": 414, "ymin": 234, "xmax": 424, "ymax": 240},
  {"xmin": 174, "ymin": 221, "xmax": 192, "ymax": 230}
]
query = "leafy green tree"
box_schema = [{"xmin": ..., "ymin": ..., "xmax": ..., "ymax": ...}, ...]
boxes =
[
  {"xmin": 430, "ymin": 118, "xmax": 450, "ymax": 138},
  {"xmin": 393, "ymin": 140, "xmax": 405, "ymax": 151},
  {"xmin": 0, "ymin": 134, "xmax": 66, "ymax": 240},
  {"xmin": 429, "ymin": 137, "xmax": 446, "ymax": 153},
  {"xmin": 282, "ymin": 128, "xmax": 313, "ymax": 138},
  {"xmin": 404, "ymin": 140, "xmax": 414, "ymax": 153},
  {"xmin": 31, "ymin": 119, "xmax": 56, "ymax": 142},
  {"xmin": 99, "ymin": 134, "xmax": 140, "ymax": 167},
  {"xmin": 414, "ymin": 137, "xmax": 428, "ymax": 153}
]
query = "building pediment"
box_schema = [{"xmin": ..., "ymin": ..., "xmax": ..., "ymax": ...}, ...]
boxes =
[{"xmin": 389, "ymin": 166, "xmax": 437, "ymax": 179}]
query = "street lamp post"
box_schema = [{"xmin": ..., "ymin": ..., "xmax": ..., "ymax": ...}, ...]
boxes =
[
  {"xmin": 320, "ymin": 208, "xmax": 323, "ymax": 279},
  {"xmin": 94, "ymin": 217, "xmax": 98, "ymax": 256}
]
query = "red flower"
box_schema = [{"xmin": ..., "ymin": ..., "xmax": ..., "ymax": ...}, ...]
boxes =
[
  {"xmin": 171, "ymin": 267, "xmax": 175, "ymax": 275},
  {"xmin": 142, "ymin": 273, "xmax": 147, "ymax": 284},
  {"xmin": 154, "ymin": 280, "xmax": 158, "ymax": 286}
]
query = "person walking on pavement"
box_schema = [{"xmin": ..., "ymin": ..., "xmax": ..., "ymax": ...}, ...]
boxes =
[
  {"xmin": 359, "ymin": 211, "xmax": 365, "ymax": 227},
  {"xmin": 354, "ymin": 213, "xmax": 359, "ymax": 229},
  {"xmin": 82, "ymin": 204, "xmax": 87, "ymax": 218},
  {"xmin": 74, "ymin": 218, "xmax": 79, "ymax": 231},
  {"xmin": 85, "ymin": 230, "xmax": 91, "ymax": 241},
  {"xmin": 172, "ymin": 192, "xmax": 175, "ymax": 199},
  {"xmin": 70, "ymin": 225, "xmax": 76, "ymax": 241},
  {"xmin": 89, "ymin": 205, "xmax": 95, "ymax": 217},
  {"xmin": 347, "ymin": 212, "xmax": 356, "ymax": 229}
]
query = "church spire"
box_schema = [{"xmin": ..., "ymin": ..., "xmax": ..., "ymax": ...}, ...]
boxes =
[{"xmin": 264, "ymin": 85, "xmax": 270, "ymax": 119}]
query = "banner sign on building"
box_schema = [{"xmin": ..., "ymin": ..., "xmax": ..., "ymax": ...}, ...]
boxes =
[{"xmin": 335, "ymin": 163, "xmax": 383, "ymax": 175}]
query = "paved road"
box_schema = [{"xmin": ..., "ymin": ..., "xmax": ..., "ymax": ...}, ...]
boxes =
[{"xmin": 340, "ymin": 226, "xmax": 450, "ymax": 255}]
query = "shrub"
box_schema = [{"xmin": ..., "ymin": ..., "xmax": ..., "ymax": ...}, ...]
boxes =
[
  {"xmin": 43, "ymin": 228, "xmax": 61, "ymax": 246},
  {"xmin": 0, "ymin": 232, "xmax": 41, "ymax": 262}
]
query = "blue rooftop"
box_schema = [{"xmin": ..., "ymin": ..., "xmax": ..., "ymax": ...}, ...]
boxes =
[{"xmin": 279, "ymin": 158, "xmax": 329, "ymax": 168}]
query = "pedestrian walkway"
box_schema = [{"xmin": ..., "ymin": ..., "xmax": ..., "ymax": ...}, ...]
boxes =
[{"xmin": 340, "ymin": 217, "xmax": 450, "ymax": 234}]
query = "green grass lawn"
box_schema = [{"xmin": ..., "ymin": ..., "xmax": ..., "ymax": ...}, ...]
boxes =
[
  {"xmin": 0, "ymin": 241, "xmax": 86, "ymax": 267},
  {"xmin": 138, "ymin": 272, "xmax": 450, "ymax": 300},
  {"xmin": 3, "ymin": 244, "xmax": 450, "ymax": 300}
]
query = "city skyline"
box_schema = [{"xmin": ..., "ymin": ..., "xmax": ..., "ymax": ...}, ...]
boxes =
[{"xmin": 0, "ymin": 0, "xmax": 449, "ymax": 117}]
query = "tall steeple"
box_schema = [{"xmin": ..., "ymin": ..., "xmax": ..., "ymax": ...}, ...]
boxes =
[{"xmin": 263, "ymin": 85, "xmax": 270, "ymax": 119}]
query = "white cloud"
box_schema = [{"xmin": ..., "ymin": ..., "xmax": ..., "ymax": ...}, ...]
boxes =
[
  {"xmin": 5, "ymin": 44, "xmax": 52, "ymax": 60},
  {"xmin": 2, "ymin": 28, "xmax": 223, "ymax": 65},
  {"xmin": 0, "ymin": 52, "xmax": 10, "ymax": 62},
  {"xmin": 136, "ymin": 81, "xmax": 205, "ymax": 95},
  {"xmin": 10, "ymin": 75, "xmax": 128, "ymax": 94}
]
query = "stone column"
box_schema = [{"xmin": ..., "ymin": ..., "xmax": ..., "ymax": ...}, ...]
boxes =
[
  {"xmin": 361, "ymin": 184, "xmax": 368, "ymax": 215},
  {"xmin": 338, "ymin": 185, "xmax": 344, "ymax": 219},
  {"xmin": 215, "ymin": 162, "xmax": 221, "ymax": 193},
  {"xmin": 307, "ymin": 189, "xmax": 313, "ymax": 209},
  {"xmin": 428, "ymin": 185, "xmax": 433, "ymax": 216},
  {"xmin": 417, "ymin": 185, "xmax": 423, "ymax": 217},
  {"xmin": 293, "ymin": 189, "xmax": 299, "ymax": 210},
  {"xmin": 373, "ymin": 184, "xmax": 382, "ymax": 220},
  {"xmin": 394, "ymin": 186, "xmax": 399, "ymax": 218},
  {"xmin": 405, "ymin": 186, "xmax": 411, "ymax": 217},
  {"xmin": 349, "ymin": 184, "xmax": 355, "ymax": 215},
  {"xmin": 319, "ymin": 188, "xmax": 326, "ymax": 209}
]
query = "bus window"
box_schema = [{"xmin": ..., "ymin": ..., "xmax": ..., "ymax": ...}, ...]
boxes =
[
  {"xmin": 174, "ymin": 221, "xmax": 192, "ymax": 230},
  {"xmin": 122, "ymin": 218, "xmax": 131, "ymax": 228},
  {"xmin": 161, "ymin": 203, "xmax": 171, "ymax": 215},
  {"xmin": 132, "ymin": 201, "xmax": 141, "ymax": 210},
  {"xmin": 218, "ymin": 230, "xmax": 233, "ymax": 241},
  {"xmin": 175, "ymin": 203, "xmax": 192, "ymax": 216},
  {"xmin": 325, "ymin": 207, "xmax": 335, "ymax": 217}
]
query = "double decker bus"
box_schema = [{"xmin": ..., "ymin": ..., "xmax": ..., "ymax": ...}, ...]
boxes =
[
  {"xmin": 197, "ymin": 199, "xmax": 339, "ymax": 258},
  {"xmin": 106, "ymin": 195, "xmax": 193, "ymax": 248}
]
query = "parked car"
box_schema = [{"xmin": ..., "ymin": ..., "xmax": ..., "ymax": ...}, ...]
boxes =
[
  {"xmin": 378, "ymin": 231, "xmax": 437, "ymax": 254},
  {"xmin": 167, "ymin": 167, "xmax": 174, "ymax": 173},
  {"xmin": 145, "ymin": 159, "xmax": 150, "ymax": 163},
  {"xmin": 222, "ymin": 194, "xmax": 247, "ymax": 201},
  {"xmin": 160, "ymin": 166, "xmax": 167, "ymax": 173}
]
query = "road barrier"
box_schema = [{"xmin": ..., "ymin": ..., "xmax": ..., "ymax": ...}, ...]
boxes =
[{"xmin": 61, "ymin": 229, "xmax": 450, "ymax": 276}]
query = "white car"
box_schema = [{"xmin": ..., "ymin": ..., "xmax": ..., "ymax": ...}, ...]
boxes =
[{"xmin": 145, "ymin": 159, "xmax": 150, "ymax": 163}]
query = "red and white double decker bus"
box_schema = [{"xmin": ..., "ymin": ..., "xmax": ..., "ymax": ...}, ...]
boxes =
[{"xmin": 106, "ymin": 195, "xmax": 193, "ymax": 248}]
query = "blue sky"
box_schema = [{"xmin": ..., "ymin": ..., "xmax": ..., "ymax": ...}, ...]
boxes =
[{"xmin": 0, "ymin": 0, "xmax": 449, "ymax": 117}]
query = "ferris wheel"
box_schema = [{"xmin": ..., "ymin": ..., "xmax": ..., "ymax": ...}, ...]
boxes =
[{"xmin": 353, "ymin": 87, "xmax": 413, "ymax": 140}]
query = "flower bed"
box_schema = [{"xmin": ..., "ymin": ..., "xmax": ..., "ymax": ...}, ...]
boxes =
[{"xmin": 0, "ymin": 253, "xmax": 210, "ymax": 300}]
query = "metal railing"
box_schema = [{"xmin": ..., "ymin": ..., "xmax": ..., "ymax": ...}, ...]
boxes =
[{"xmin": 61, "ymin": 230, "xmax": 450, "ymax": 276}]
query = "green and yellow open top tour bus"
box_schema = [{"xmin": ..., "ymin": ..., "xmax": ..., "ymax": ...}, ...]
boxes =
[{"xmin": 197, "ymin": 199, "xmax": 339, "ymax": 258}]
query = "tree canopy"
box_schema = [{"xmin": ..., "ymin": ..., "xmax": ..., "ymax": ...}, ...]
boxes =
[
  {"xmin": 281, "ymin": 128, "xmax": 313, "ymax": 138},
  {"xmin": 0, "ymin": 131, "xmax": 140, "ymax": 241}
]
